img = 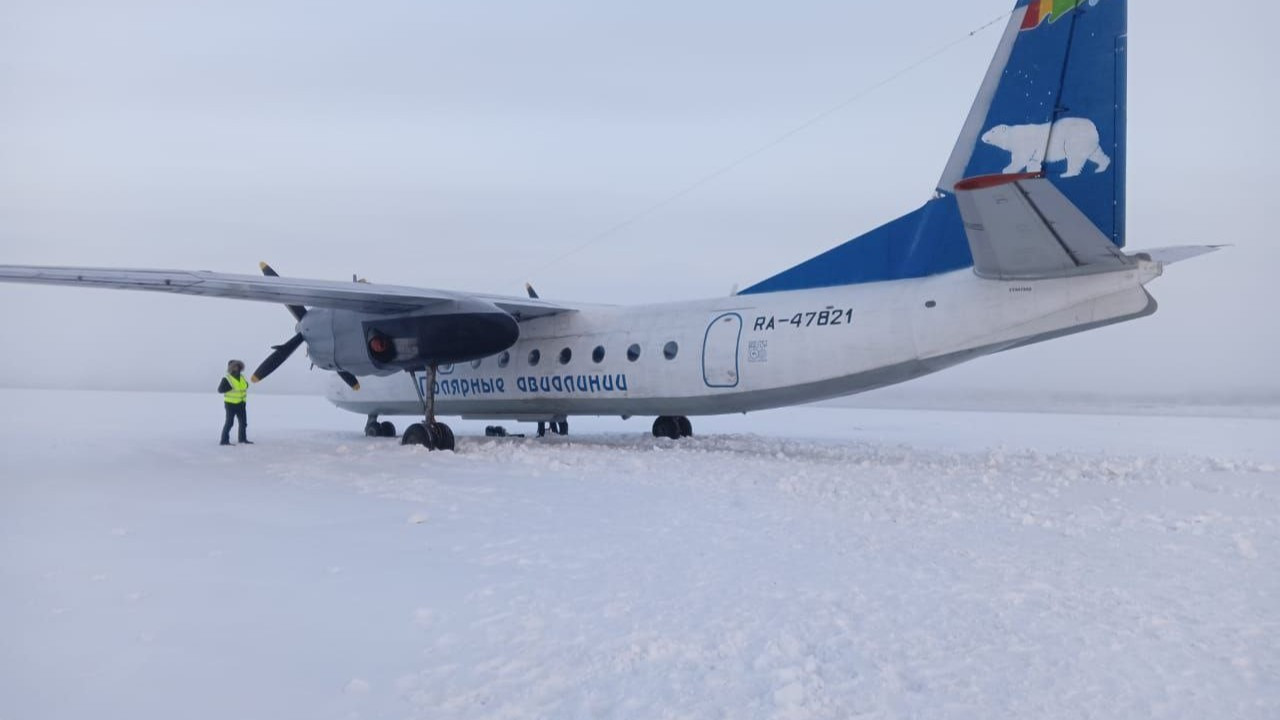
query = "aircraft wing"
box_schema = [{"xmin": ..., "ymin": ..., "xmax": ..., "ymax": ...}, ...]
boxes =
[{"xmin": 0, "ymin": 265, "xmax": 573, "ymax": 320}]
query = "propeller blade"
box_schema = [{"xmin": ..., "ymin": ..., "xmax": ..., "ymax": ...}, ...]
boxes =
[
  {"xmin": 257, "ymin": 262, "xmax": 358, "ymax": 391},
  {"xmin": 258, "ymin": 262, "xmax": 308, "ymax": 322},
  {"xmin": 337, "ymin": 370, "xmax": 361, "ymax": 391},
  {"xmin": 251, "ymin": 333, "xmax": 304, "ymax": 383}
]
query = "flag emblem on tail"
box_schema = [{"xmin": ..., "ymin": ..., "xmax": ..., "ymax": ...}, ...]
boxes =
[{"xmin": 1021, "ymin": 0, "xmax": 1102, "ymax": 30}]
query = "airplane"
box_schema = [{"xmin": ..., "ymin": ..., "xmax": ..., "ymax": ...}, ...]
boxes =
[{"xmin": 0, "ymin": 0, "xmax": 1217, "ymax": 451}]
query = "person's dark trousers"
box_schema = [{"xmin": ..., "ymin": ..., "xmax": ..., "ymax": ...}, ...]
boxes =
[{"xmin": 221, "ymin": 402, "xmax": 248, "ymax": 444}]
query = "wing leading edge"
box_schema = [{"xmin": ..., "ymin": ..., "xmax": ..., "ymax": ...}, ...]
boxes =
[{"xmin": 0, "ymin": 265, "xmax": 574, "ymax": 320}]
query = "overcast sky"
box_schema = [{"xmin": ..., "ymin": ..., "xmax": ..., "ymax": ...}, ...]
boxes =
[{"xmin": 1, "ymin": 0, "xmax": 1275, "ymax": 402}]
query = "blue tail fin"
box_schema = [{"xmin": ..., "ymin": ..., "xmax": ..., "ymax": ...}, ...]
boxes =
[
  {"xmin": 740, "ymin": 0, "xmax": 1127, "ymax": 295},
  {"xmin": 941, "ymin": 0, "xmax": 1127, "ymax": 244}
]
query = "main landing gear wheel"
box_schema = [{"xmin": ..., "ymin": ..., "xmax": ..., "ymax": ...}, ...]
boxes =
[
  {"xmin": 402, "ymin": 422, "xmax": 429, "ymax": 446},
  {"xmin": 401, "ymin": 421, "xmax": 454, "ymax": 451},
  {"xmin": 652, "ymin": 415, "xmax": 692, "ymax": 439},
  {"xmin": 538, "ymin": 420, "xmax": 569, "ymax": 437},
  {"xmin": 432, "ymin": 422, "xmax": 456, "ymax": 452},
  {"xmin": 404, "ymin": 364, "xmax": 456, "ymax": 451}
]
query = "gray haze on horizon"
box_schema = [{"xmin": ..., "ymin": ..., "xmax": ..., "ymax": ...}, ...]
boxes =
[{"xmin": 1, "ymin": 0, "xmax": 1275, "ymax": 404}]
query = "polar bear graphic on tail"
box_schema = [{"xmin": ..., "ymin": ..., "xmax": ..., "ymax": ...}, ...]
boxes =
[{"xmin": 981, "ymin": 117, "xmax": 1111, "ymax": 178}]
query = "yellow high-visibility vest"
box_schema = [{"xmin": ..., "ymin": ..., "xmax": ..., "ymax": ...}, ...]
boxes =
[{"xmin": 224, "ymin": 374, "xmax": 248, "ymax": 404}]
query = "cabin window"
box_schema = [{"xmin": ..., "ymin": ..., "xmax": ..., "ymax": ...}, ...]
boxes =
[
  {"xmin": 528, "ymin": 349, "xmax": 541, "ymax": 366},
  {"xmin": 592, "ymin": 346, "xmax": 605, "ymax": 363},
  {"xmin": 498, "ymin": 351, "xmax": 510, "ymax": 368},
  {"xmin": 559, "ymin": 347, "xmax": 572, "ymax": 365},
  {"xmin": 627, "ymin": 344, "xmax": 641, "ymax": 362},
  {"xmin": 663, "ymin": 341, "xmax": 679, "ymax": 360},
  {"xmin": 925, "ymin": 300, "xmax": 937, "ymax": 308}
]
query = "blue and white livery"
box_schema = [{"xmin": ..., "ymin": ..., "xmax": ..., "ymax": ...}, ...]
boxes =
[{"xmin": 0, "ymin": 0, "xmax": 1218, "ymax": 448}]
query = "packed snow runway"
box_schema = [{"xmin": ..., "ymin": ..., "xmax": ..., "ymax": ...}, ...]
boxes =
[{"xmin": 2, "ymin": 389, "xmax": 1276, "ymax": 719}]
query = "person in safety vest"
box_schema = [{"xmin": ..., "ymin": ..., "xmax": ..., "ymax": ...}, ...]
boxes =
[{"xmin": 218, "ymin": 359, "xmax": 253, "ymax": 446}]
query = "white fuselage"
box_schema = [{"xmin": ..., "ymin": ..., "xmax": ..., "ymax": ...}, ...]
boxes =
[{"xmin": 329, "ymin": 262, "xmax": 1161, "ymax": 421}]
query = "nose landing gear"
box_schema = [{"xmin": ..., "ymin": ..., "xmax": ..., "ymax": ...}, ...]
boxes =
[
  {"xmin": 652, "ymin": 415, "xmax": 692, "ymax": 439},
  {"xmin": 364, "ymin": 416, "xmax": 397, "ymax": 438}
]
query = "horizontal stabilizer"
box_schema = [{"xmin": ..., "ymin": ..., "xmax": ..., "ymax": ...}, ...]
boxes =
[
  {"xmin": 955, "ymin": 175, "xmax": 1132, "ymax": 280},
  {"xmin": 1130, "ymin": 245, "xmax": 1225, "ymax": 265}
]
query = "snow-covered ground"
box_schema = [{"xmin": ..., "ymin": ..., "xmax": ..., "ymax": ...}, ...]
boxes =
[{"xmin": 2, "ymin": 388, "xmax": 1276, "ymax": 720}]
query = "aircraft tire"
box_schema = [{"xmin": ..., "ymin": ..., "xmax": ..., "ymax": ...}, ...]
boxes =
[
  {"xmin": 676, "ymin": 416, "xmax": 692, "ymax": 438},
  {"xmin": 379, "ymin": 421, "xmax": 397, "ymax": 438},
  {"xmin": 429, "ymin": 422, "xmax": 455, "ymax": 452},
  {"xmin": 402, "ymin": 422, "xmax": 430, "ymax": 447},
  {"xmin": 365, "ymin": 421, "xmax": 381, "ymax": 437},
  {"xmin": 652, "ymin": 416, "xmax": 680, "ymax": 440}
]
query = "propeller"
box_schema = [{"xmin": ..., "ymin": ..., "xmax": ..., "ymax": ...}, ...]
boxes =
[
  {"xmin": 250, "ymin": 332, "xmax": 304, "ymax": 383},
  {"xmin": 251, "ymin": 262, "xmax": 360, "ymax": 390},
  {"xmin": 258, "ymin": 261, "xmax": 307, "ymax": 322}
]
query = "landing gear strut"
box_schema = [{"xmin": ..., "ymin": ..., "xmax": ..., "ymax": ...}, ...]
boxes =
[
  {"xmin": 364, "ymin": 415, "xmax": 397, "ymax": 438},
  {"xmin": 402, "ymin": 365, "xmax": 455, "ymax": 451},
  {"xmin": 652, "ymin": 415, "xmax": 692, "ymax": 439}
]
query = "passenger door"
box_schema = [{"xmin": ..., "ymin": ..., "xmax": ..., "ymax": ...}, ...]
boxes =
[{"xmin": 702, "ymin": 313, "xmax": 742, "ymax": 388}]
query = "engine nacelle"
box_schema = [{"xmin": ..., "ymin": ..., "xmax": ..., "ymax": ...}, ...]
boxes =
[{"xmin": 300, "ymin": 299, "xmax": 519, "ymax": 377}]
